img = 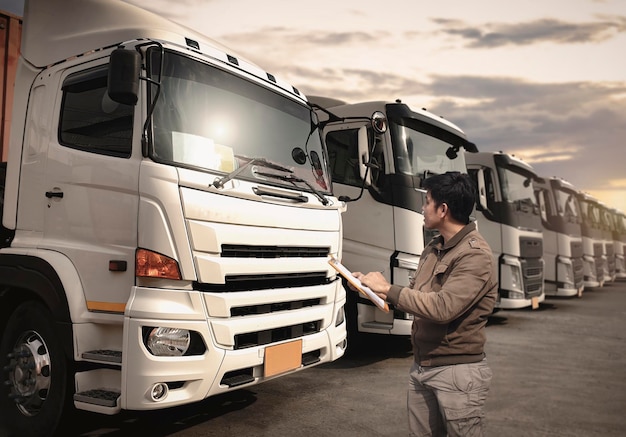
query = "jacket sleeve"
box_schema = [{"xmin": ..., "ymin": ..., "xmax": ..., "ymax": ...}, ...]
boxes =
[{"xmin": 387, "ymin": 245, "xmax": 495, "ymax": 324}]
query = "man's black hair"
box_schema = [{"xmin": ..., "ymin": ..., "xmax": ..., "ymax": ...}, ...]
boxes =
[{"xmin": 422, "ymin": 171, "xmax": 476, "ymax": 224}]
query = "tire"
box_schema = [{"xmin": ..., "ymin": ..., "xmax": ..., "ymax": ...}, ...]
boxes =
[
  {"xmin": 0, "ymin": 162, "xmax": 14, "ymax": 246},
  {"xmin": 0, "ymin": 302, "xmax": 72, "ymax": 437}
]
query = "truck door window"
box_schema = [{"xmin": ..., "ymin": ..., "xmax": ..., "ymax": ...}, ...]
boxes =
[
  {"xmin": 59, "ymin": 67, "xmax": 134, "ymax": 158},
  {"xmin": 325, "ymin": 129, "xmax": 361, "ymax": 187}
]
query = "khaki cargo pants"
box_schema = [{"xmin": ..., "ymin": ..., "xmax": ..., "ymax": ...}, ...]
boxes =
[{"xmin": 408, "ymin": 359, "xmax": 492, "ymax": 437}]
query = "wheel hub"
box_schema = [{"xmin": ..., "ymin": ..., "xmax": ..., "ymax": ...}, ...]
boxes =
[{"xmin": 4, "ymin": 330, "xmax": 51, "ymax": 416}]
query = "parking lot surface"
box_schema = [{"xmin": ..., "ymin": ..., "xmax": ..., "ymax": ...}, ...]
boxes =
[{"xmin": 3, "ymin": 280, "xmax": 625, "ymax": 437}]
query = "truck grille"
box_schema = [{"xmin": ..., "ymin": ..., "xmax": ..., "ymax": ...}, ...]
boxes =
[
  {"xmin": 593, "ymin": 243, "xmax": 603, "ymax": 257},
  {"xmin": 572, "ymin": 257, "xmax": 584, "ymax": 288},
  {"xmin": 520, "ymin": 237, "xmax": 543, "ymax": 258},
  {"xmin": 194, "ymin": 271, "xmax": 329, "ymax": 292},
  {"xmin": 221, "ymin": 244, "xmax": 329, "ymax": 258},
  {"xmin": 231, "ymin": 298, "xmax": 321, "ymax": 317},
  {"xmin": 234, "ymin": 320, "xmax": 321, "ymax": 349},
  {"xmin": 570, "ymin": 241, "xmax": 583, "ymax": 259},
  {"xmin": 521, "ymin": 257, "xmax": 543, "ymax": 298}
]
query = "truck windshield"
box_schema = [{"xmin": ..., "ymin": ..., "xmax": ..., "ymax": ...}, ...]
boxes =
[
  {"xmin": 579, "ymin": 199, "xmax": 602, "ymax": 228},
  {"xmin": 497, "ymin": 166, "xmax": 538, "ymax": 213},
  {"xmin": 617, "ymin": 214, "xmax": 626, "ymax": 234},
  {"xmin": 389, "ymin": 119, "xmax": 467, "ymax": 176},
  {"xmin": 556, "ymin": 189, "xmax": 581, "ymax": 223},
  {"xmin": 147, "ymin": 49, "xmax": 330, "ymax": 193}
]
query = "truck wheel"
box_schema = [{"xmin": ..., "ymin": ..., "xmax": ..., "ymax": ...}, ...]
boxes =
[{"xmin": 0, "ymin": 302, "xmax": 71, "ymax": 437}]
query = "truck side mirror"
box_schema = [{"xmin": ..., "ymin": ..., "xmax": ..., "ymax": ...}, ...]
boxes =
[
  {"xmin": 537, "ymin": 190, "xmax": 547, "ymax": 222},
  {"xmin": 108, "ymin": 49, "xmax": 141, "ymax": 105},
  {"xmin": 357, "ymin": 126, "xmax": 371, "ymax": 185},
  {"xmin": 476, "ymin": 168, "xmax": 489, "ymax": 211}
]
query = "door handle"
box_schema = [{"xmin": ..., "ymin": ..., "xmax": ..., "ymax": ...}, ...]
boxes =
[{"xmin": 45, "ymin": 191, "xmax": 64, "ymax": 199}]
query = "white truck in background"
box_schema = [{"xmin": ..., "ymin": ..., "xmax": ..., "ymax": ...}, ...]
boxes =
[
  {"xmin": 533, "ymin": 176, "xmax": 584, "ymax": 297},
  {"xmin": 575, "ymin": 191, "xmax": 606, "ymax": 288},
  {"xmin": 0, "ymin": 1, "xmax": 347, "ymax": 436},
  {"xmin": 308, "ymin": 97, "xmax": 475, "ymax": 340},
  {"xmin": 610, "ymin": 208, "xmax": 626, "ymax": 280},
  {"xmin": 598, "ymin": 201, "xmax": 617, "ymax": 284},
  {"xmin": 465, "ymin": 152, "xmax": 545, "ymax": 309}
]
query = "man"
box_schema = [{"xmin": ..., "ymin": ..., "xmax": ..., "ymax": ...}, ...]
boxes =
[{"xmin": 352, "ymin": 171, "xmax": 497, "ymax": 437}]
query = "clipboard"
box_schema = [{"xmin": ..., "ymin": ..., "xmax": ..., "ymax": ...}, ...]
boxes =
[{"xmin": 328, "ymin": 256, "xmax": 389, "ymax": 313}]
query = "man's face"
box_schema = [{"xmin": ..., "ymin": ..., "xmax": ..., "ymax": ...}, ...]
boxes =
[{"xmin": 422, "ymin": 191, "xmax": 443, "ymax": 230}]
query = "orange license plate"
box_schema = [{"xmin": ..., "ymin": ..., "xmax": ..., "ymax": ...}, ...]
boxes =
[
  {"xmin": 531, "ymin": 296, "xmax": 539, "ymax": 309},
  {"xmin": 264, "ymin": 339, "xmax": 302, "ymax": 378}
]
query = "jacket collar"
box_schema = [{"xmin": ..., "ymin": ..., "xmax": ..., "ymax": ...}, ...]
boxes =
[{"xmin": 433, "ymin": 221, "xmax": 477, "ymax": 251}]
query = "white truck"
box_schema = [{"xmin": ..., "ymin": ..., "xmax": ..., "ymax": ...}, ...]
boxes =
[
  {"xmin": 576, "ymin": 191, "xmax": 607, "ymax": 288},
  {"xmin": 598, "ymin": 201, "xmax": 617, "ymax": 283},
  {"xmin": 0, "ymin": 1, "xmax": 347, "ymax": 436},
  {"xmin": 465, "ymin": 152, "xmax": 545, "ymax": 309},
  {"xmin": 533, "ymin": 176, "xmax": 584, "ymax": 297},
  {"xmin": 610, "ymin": 208, "xmax": 626, "ymax": 280},
  {"xmin": 308, "ymin": 97, "xmax": 474, "ymax": 339}
]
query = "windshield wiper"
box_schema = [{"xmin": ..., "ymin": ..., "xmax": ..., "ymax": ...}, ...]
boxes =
[
  {"xmin": 212, "ymin": 156, "xmax": 293, "ymax": 189},
  {"xmin": 254, "ymin": 171, "xmax": 330, "ymax": 205}
]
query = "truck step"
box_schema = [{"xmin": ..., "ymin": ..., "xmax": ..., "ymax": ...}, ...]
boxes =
[
  {"xmin": 302, "ymin": 350, "xmax": 320, "ymax": 366},
  {"xmin": 361, "ymin": 321, "xmax": 393, "ymax": 330},
  {"xmin": 221, "ymin": 373, "xmax": 255, "ymax": 387},
  {"xmin": 74, "ymin": 388, "xmax": 120, "ymax": 407},
  {"xmin": 82, "ymin": 349, "xmax": 122, "ymax": 364}
]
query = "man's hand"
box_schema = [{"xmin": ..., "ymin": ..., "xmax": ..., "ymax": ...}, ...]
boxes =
[{"xmin": 352, "ymin": 271, "xmax": 392, "ymax": 300}]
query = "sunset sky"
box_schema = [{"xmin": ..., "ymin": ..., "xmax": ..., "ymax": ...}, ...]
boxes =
[
  {"xmin": 4, "ymin": 0, "xmax": 625, "ymax": 211},
  {"xmin": 129, "ymin": 0, "xmax": 626, "ymax": 211}
]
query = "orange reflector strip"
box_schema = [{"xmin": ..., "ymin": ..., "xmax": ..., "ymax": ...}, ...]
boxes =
[{"xmin": 86, "ymin": 301, "xmax": 126, "ymax": 314}]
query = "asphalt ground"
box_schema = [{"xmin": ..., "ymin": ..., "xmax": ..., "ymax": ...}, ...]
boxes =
[{"xmin": 3, "ymin": 279, "xmax": 625, "ymax": 437}]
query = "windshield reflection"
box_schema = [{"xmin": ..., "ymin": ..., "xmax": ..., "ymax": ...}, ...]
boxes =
[
  {"xmin": 498, "ymin": 167, "xmax": 538, "ymax": 213},
  {"xmin": 147, "ymin": 49, "xmax": 330, "ymax": 193},
  {"xmin": 390, "ymin": 120, "xmax": 466, "ymax": 176},
  {"xmin": 556, "ymin": 189, "xmax": 581, "ymax": 223}
]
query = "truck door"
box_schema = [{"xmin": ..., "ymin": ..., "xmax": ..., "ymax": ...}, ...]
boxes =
[
  {"xmin": 325, "ymin": 124, "xmax": 395, "ymax": 259},
  {"xmin": 43, "ymin": 63, "xmax": 141, "ymax": 311}
]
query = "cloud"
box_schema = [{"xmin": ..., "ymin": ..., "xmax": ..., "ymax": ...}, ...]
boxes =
[
  {"xmin": 418, "ymin": 76, "xmax": 626, "ymax": 193},
  {"xmin": 431, "ymin": 16, "xmax": 626, "ymax": 48},
  {"xmin": 608, "ymin": 179, "xmax": 626, "ymax": 189},
  {"xmin": 223, "ymin": 27, "xmax": 386, "ymax": 47}
]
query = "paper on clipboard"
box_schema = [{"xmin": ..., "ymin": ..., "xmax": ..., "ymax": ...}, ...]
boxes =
[{"xmin": 328, "ymin": 256, "xmax": 389, "ymax": 313}]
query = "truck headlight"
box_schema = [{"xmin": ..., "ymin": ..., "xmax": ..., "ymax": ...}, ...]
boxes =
[
  {"xmin": 501, "ymin": 258, "xmax": 523, "ymax": 293},
  {"xmin": 146, "ymin": 327, "xmax": 190, "ymax": 356},
  {"xmin": 335, "ymin": 305, "xmax": 345, "ymax": 327},
  {"xmin": 557, "ymin": 258, "xmax": 574, "ymax": 285}
]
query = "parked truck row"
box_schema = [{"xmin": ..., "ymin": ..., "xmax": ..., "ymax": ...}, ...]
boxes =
[
  {"xmin": 310, "ymin": 95, "xmax": 624, "ymax": 340},
  {"xmin": 2, "ymin": 2, "xmax": 625, "ymax": 437}
]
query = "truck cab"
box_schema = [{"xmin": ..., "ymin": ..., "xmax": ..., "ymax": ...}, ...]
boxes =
[
  {"xmin": 309, "ymin": 98, "xmax": 473, "ymax": 339},
  {"xmin": 610, "ymin": 208, "xmax": 626, "ymax": 279},
  {"xmin": 598, "ymin": 202, "xmax": 617, "ymax": 283},
  {"xmin": 533, "ymin": 176, "xmax": 584, "ymax": 297},
  {"xmin": 576, "ymin": 191, "xmax": 606, "ymax": 288},
  {"xmin": 466, "ymin": 152, "xmax": 545, "ymax": 309}
]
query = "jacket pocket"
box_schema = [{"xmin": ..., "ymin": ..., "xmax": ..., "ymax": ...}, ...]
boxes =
[{"xmin": 430, "ymin": 262, "xmax": 449, "ymax": 292}]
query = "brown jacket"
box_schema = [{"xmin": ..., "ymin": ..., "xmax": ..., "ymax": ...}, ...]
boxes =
[{"xmin": 386, "ymin": 222, "xmax": 497, "ymax": 366}]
